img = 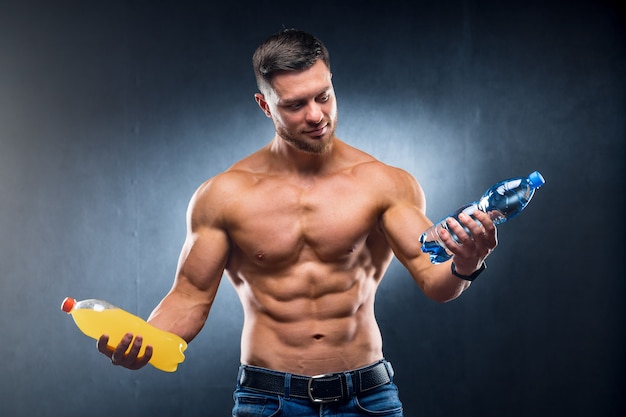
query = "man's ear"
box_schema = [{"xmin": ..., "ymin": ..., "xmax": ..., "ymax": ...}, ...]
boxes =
[{"xmin": 254, "ymin": 93, "xmax": 272, "ymax": 118}]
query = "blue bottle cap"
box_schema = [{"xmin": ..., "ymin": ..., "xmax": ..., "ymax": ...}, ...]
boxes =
[{"xmin": 528, "ymin": 171, "xmax": 545, "ymax": 189}]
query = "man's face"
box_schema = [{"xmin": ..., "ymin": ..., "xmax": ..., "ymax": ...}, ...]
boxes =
[{"xmin": 256, "ymin": 60, "xmax": 338, "ymax": 155}]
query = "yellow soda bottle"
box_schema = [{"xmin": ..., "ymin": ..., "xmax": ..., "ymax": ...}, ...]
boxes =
[{"xmin": 61, "ymin": 297, "xmax": 187, "ymax": 372}]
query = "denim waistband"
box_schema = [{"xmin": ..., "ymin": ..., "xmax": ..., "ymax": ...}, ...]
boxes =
[{"xmin": 237, "ymin": 359, "xmax": 394, "ymax": 403}]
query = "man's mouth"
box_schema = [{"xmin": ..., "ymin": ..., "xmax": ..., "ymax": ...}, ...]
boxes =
[{"xmin": 305, "ymin": 124, "xmax": 328, "ymax": 137}]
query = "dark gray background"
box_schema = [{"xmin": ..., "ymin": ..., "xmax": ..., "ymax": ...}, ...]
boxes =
[{"xmin": 1, "ymin": 0, "xmax": 623, "ymax": 416}]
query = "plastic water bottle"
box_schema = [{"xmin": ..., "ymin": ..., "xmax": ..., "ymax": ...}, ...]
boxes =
[
  {"xmin": 419, "ymin": 171, "xmax": 545, "ymax": 264},
  {"xmin": 61, "ymin": 297, "xmax": 187, "ymax": 372}
]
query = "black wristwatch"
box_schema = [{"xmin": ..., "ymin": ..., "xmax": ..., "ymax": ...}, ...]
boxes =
[{"xmin": 451, "ymin": 262, "xmax": 486, "ymax": 282}]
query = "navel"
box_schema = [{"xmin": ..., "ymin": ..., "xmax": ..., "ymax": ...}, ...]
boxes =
[{"xmin": 313, "ymin": 334, "xmax": 324, "ymax": 341}]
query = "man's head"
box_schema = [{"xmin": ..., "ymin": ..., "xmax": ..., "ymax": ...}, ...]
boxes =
[
  {"xmin": 253, "ymin": 29, "xmax": 331, "ymax": 97},
  {"xmin": 253, "ymin": 29, "xmax": 337, "ymax": 156}
]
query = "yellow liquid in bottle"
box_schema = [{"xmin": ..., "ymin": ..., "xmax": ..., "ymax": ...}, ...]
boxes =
[{"xmin": 70, "ymin": 307, "xmax": 187, "ymax": 372}]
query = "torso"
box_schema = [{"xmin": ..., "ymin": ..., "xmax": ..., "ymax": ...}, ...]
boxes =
[{"xmin": 216, "ymin": 139, "xmax": 398, "ymax": 375}]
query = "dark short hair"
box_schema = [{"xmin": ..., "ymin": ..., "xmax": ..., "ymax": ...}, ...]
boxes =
[{"xmin": 252, "ymin": 28, "xmax": 330, "ymax": 94}]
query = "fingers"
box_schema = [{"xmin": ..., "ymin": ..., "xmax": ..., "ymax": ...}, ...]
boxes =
[
  {"xmin": 440, "ymin": 211, "xmax": 497, "ymax": 258},
  {"xmin": 133, "ymin": 344, "xmax": 153, "ymax": 370},
  {"xmin": 97, "ymin": 334, "xmax": 112, "ymax": 355},
  {"xmin": 456, "ymin": 212, "xmax": 485, "ymax": 243},
  {"xmin": 97, "ymin": 333, "xmax": 152, "ymax": 370},
  {"xmin": 469, "ymin": 210, "xmax": 498, "ymax": 249},
  {"xmin": 438, "ymin": 210, "xmax": 498, "ymax": 275},
  {"xmin": 442, "ymin": 214, "xmax": 475, "ymax": 247},
  {"xmin": 110, "ymin": 334, "xmax": 133, "ymax": 365}
]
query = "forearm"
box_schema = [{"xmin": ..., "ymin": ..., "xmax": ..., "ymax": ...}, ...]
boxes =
[
  {"xmin": 417, "ymin": 260, "xmax": 472, "ymax": 303},
  {"xmin": 398, "ymin": 251, "xmax": 471, "ymax": 302},
  {"xmin": 147, "ymin": 291, "xmax": 212, "ymax": 343}
]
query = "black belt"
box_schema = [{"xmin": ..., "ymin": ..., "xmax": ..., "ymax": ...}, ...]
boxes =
[{"xmin": 238, "ymin": 360, "xmax": 394, "ymax": 403}]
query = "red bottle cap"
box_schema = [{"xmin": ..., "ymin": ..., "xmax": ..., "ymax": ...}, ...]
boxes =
[{"xmin": 61, "ymin": 297, "xmax": 76, "ymax": 313}]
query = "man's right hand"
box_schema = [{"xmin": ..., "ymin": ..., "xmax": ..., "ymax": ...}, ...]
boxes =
[{"xmin": 97, "ymin": 333, "xmax": 153, "ymax": 370}]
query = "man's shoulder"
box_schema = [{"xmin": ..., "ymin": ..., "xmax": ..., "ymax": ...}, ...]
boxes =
[
  {"xmin": 195, "ymin": 168, "xmax": 256, "ymax": 201},
  {"xmin": 186, "ymin": 169, "xmax": 257, "ymax": 227},
  {"xmin": 341, "ymin": 146, "xmax": 423, "ymax": 205},
  {"xmin": 338, "ymin": 141, "xmax": 401, "ymax": 169},
  {"xmin": 349, "ymin": 156, "xmax": 415, "ymax": 186},
  {"xmin": 201, "ymin": 147, "xmax": 268, "ymax": 187}
]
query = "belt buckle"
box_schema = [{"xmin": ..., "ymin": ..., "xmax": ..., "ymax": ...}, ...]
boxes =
[{"xmin": 307, "ymin": 373, "xmax": 343, "ymax": 403}]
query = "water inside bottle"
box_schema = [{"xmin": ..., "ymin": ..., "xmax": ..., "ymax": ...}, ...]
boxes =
[{"xmin": 420, "ymin": 236, "xmax": 452, "ymax": 263}]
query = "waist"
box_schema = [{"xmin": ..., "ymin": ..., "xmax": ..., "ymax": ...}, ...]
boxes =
[{"xmin": 237, "ymin": 359, "xmax": 394, "ymax": 403}]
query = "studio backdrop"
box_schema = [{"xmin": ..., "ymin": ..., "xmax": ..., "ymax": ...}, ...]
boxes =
[{"xmin": 0, "ymin": 1, "xmax": 623, "ymax": 416}]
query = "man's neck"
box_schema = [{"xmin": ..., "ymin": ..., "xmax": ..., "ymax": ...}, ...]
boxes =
[{"xmin": 268, "ymin": 136, "xmax": 338, "ymax": 175}]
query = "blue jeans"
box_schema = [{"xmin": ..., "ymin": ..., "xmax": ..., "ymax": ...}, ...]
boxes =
[{"xmin": 232, "ymin": 362, "xmax": 404, "ymax": 417}]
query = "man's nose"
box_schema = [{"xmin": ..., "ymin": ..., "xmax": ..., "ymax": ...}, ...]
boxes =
[{"xmin": 305, "ymin": 103, "xmax": 324, "ymax": 124}]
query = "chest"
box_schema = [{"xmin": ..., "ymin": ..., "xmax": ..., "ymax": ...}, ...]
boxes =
[{"xmin": 225, "ymin": 174, "xmax": 383, "ymax": 265}]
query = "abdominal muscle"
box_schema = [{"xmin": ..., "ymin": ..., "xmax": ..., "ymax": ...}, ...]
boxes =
[{"xmin": 229, "ymin": 263, "xmax": 385, "ymax": 376}]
